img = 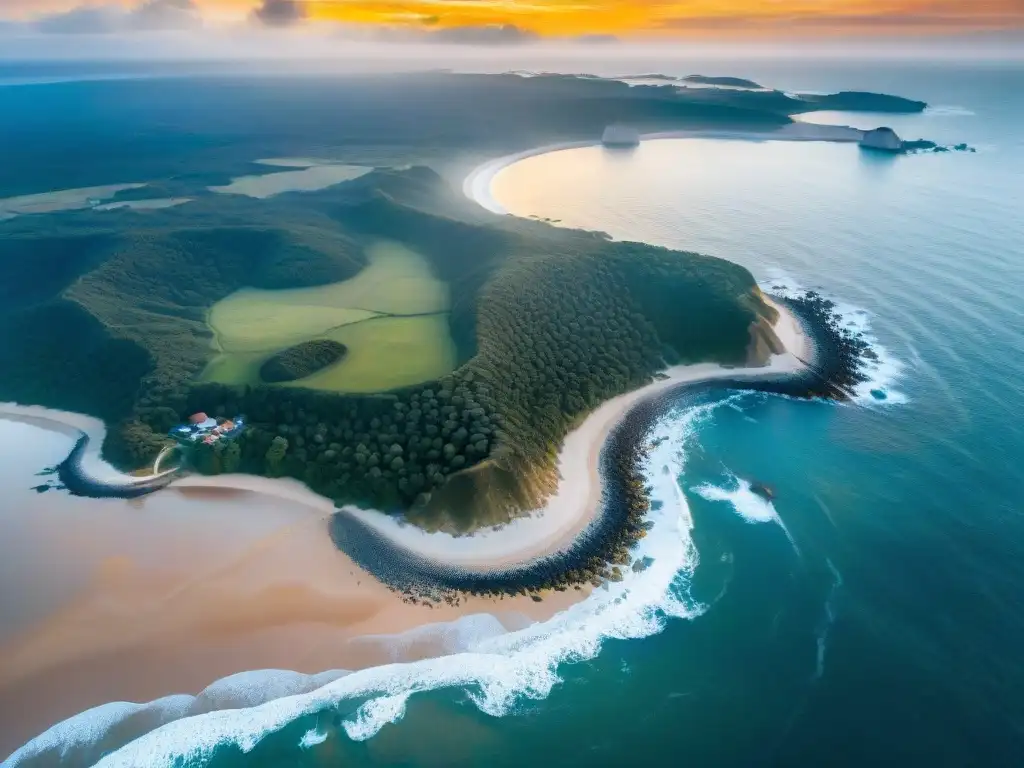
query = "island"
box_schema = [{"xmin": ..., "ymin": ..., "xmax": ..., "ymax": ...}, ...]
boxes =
[
  {"xmin": 796, "ymin": 90, "xmax": 927, "ymax": 113},
  {"xmin": 602, "ymin": 124, "xmax": 641, "ymax": 147},
  {"xmin": 860, "ymin": 126, "xmax": 904, "ymax": 151},
  {"xmin": 258, "ymin": 340, "xmax": 349, "ymax": 384},
  {"xmin": 682, "ymin": 74, "xmax": 764, "ymax": 89}
]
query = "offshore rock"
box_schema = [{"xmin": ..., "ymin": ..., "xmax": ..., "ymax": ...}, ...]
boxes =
[
  {"xmin": 602, "ymin": 124, "xmax": 640, "ymax": 147},
  {"xmin": 860, "ymin": 127, "xmax": 904, "ymax": 152}
]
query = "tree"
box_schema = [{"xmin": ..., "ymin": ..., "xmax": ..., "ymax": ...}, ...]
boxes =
[
  {"xmin": 265, "ymin": 436, "xmax": 288, "ymax": 477},
  {"xmin": 222, "ymin": 440, "xmax": 242, "ymax": 473}
]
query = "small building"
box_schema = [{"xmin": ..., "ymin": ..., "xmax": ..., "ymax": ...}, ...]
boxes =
[
  {"xmin": 170, "ymin": 413, "xmax": 245, "ymax": 445},
  {"xmin": 602, "ymin": 124, "xmax": 640, "ymax": 148},
  {"xmin": 860, "ymin": 127, "xmax": 904, "ymax": 152}
]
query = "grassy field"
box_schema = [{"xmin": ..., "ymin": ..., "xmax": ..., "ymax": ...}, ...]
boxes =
[
  {"xmin": 298, "ymin": 314, "xmax": 457, "ymax": 393},
  {"xmin": 202, "ymin": 239, "xmax": 456, "ymax": 391}
]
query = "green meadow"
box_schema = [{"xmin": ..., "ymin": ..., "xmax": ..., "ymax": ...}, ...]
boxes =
[{"xmin": 201, "ymin": 240, "xmax": 456, "ymax": 392}]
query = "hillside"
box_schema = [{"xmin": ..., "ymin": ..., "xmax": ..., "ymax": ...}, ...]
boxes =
[{"xmin": 0, "ymin": 71, "xmax": 921, "ymax": 529}]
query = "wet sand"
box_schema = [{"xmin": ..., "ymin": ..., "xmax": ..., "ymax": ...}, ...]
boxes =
[
  {"xmin": 0, "ymin": 446, "xmax": 578, "ymax": 757},
  {"xmin": 0, "ymin": 300, "xmax": 808, "ymax": 759},
  {"xmin": 336, "ymin": 297, "xmax": 809, "ymax": 570}
]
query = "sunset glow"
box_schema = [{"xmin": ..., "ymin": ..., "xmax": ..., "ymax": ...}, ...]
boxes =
[{"xmin": 4, "ymin": 0, "xmax": 1023, "ymax": 38}]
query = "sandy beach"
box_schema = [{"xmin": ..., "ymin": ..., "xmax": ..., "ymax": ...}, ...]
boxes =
[
  {"xmin": 0, "ymin": 297, "xmax": 808, "ymax": 756},
  {"xmin": 0, "ymin": 403, "xmax": 176, "ymax": 485},
  {"xmin": 0, "ymin": 128, "xmax": 817, "ymax": 759},
  {"xmin": 461, "ymin": 122, "xmax": 866, "ymax": 215},
  {"xmin": 338, "ymin": 297, "xmax": 809, "ymax": 569},
  {"xmin": 0, "ymin": 461, "xmax": 583, "ymax": 756}
]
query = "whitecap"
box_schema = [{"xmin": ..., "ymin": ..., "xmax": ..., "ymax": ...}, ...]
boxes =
[
  {"xmin": 11, "ymin": 398, "xmax": 732, "ymax": 768},
  {"xmin": 759, "ymin": 269, "xmax": 909, "ymax": 406},
  {"xmin": 299, "ymin": 726, "xmax": 328, "ymax": 749},
  {"xmin": 692, "ymin": 476, "xmax": 776, "ymax": 524},
  {"xmin": 343, "ymin": 693, "xmax": 412, "ymax": 741},
  {"xmin": 690, "ymin": 471, "xmax": 799, "ymax": 554}
]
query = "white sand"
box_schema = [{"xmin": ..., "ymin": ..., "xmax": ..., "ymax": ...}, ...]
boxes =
[
  {"xmin": 0, "ymin": 403, "xmax": 177, "ymax": 483},
  {"xmin": 461, "ymin": 122, "xmax": 866, "ymax": 215}
]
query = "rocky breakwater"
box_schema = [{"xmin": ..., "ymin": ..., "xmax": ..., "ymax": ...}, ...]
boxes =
[
  {"xmin": 327, "ymin": 295, "xmax": 877, "ymax": 603},
  {"xmin": 774, "ymin": 291, "xmax": 873, "ymax": 400}
]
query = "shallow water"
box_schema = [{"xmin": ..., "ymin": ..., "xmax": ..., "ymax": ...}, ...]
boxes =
[
  {"xmin": 209, "ymin": 164, "xmax": 371, "ymax": 199},
  {"xmin": 4, "ymin": 59, "xmax": 1024, "ymax": 766}
]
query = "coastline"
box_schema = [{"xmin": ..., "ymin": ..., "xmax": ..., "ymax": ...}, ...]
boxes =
[
  {"xmin": 0, "ymin": 293, "xmax": 810, "ymax": 581},
  {"xmin": 0, "ymin": 403, "xmax": 179, "ymax": 490},
  {"xmin": 334, "ymin": 297, "xmax": 810, "ymax": 572},
  {"xmin": 2, "ymin": 132, "xmax": 821, "ymax": 762},
  {"xmin": 0, "ymin": 299, "xmax": 814, "ymax": 762},
  {"xmin": 461, "ymin": 122, "xmax": 866, "ymax": 215}
]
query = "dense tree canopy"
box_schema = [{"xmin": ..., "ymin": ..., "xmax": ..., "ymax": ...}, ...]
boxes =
[{"xmin": 0, "ymin": 156, "xmax": 769, "ymax": 531}]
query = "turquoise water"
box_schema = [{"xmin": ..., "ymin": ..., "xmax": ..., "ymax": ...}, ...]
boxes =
[{"xmin": 4, "ymin": 60, "xmax": 1024, "ymax": 766}]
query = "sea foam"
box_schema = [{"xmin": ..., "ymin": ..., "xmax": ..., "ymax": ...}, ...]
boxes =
[
  {"xmin": 6, "ymin": 281, "xmax": 904, "ymax": 765},
  {"xmin": 760, "ymin": 270, "xmax": 909, "ymax": 405},
  {"xmin": 692, "ymin": 476, "xmax": 777, "ymax": 524},
  {"xmin": 9, "ymin": 400, "xmax": 728, "ymax": 768}
]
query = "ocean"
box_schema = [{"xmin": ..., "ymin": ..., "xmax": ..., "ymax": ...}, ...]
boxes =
[{"xmin": 3, "ymin": 58, "xmax": 1024, "ymax": 766}]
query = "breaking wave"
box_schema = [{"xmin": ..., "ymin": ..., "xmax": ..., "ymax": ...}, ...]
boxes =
[
  {"xmin": 761, "ymin": 270, "xmax": 909, "ymax": 405},
  {"xmin": 8, "ymin": 399, "xmax": 732, "ymax": 768}
]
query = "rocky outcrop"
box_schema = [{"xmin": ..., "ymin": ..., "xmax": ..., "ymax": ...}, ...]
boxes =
[
  {"xmin": 601, "ymin": 124, "xmax": 640, "ymax": 147},
  {"xmin": 860, "ymin": 127, "xmax": 904, "ymax": 152}
]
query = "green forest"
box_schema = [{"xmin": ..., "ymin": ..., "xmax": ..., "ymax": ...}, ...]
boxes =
[
  {"xmin": 0, "ymin": 71, "xmax": 859, "ymax": 531},
  {"xmin": 0, "ymin": 164, "xmax": 769, "ymax": 531}
]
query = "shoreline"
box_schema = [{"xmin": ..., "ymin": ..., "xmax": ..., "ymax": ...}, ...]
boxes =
[
  {"xmin": 0, "ymin": 404, "xmax": 180, "ymax": 492},
  {"xmin": 461, "ymin": 122, "xmax": 866, "ymax": 215},
  {"xmin": 0, "ymin": 298, "xmax": 816, "ymax": 761},
  {"xmin": 0, "ymin": 293, "xmax": 808, "ymax": 581},
  {"xmin": 334, "ymin": 297, "xmax": 810, "ymax": 573},
  {"xmin": 0, "ymin": 128, "xmax": 866, "ymax": 764},
  {"xmin": 325, "ymin": 297, "xmax": 819, "ymax": 598}
]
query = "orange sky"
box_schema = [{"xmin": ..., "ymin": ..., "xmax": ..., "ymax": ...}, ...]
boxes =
[{"xmin": 7, "ymin": 0, "xmax": 1024, "ymax": 37}]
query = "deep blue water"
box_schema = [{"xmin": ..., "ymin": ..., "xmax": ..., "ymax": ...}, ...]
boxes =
[
  {"xmin": 481, "ymin": 60, "xmax": 1024, "ymax": 766},
  {"xmin": 3, "ymin": 59, "xmax": 1023, "ymax": 767}
]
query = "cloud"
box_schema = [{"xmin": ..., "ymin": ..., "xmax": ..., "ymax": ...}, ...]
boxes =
[
  {"xmin": 428, "ymin": 23, "xmax": 539, "ymax": 44},
  {"xmin": 574, "ymin": 33, "xmax": 618, "ymax": 44},
  {"xmin": 131, "ymin": 0, "xmax": 202, "ymax": 30},
  {"xmin": 660, "ymin": 3, "xmax": 1024, "ymax": 33},
  {"xmin": 251, "ymin": 0, "xmax": 308, "ymax": 27},
  {"xmin": 34, "ymin": 0, "xmax": 201, "ymax": 34}
]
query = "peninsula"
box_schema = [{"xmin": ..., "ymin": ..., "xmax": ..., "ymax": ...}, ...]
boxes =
[{"xmin": 0, "ymin": 72, "xmax": 918, "ymax": 547}]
